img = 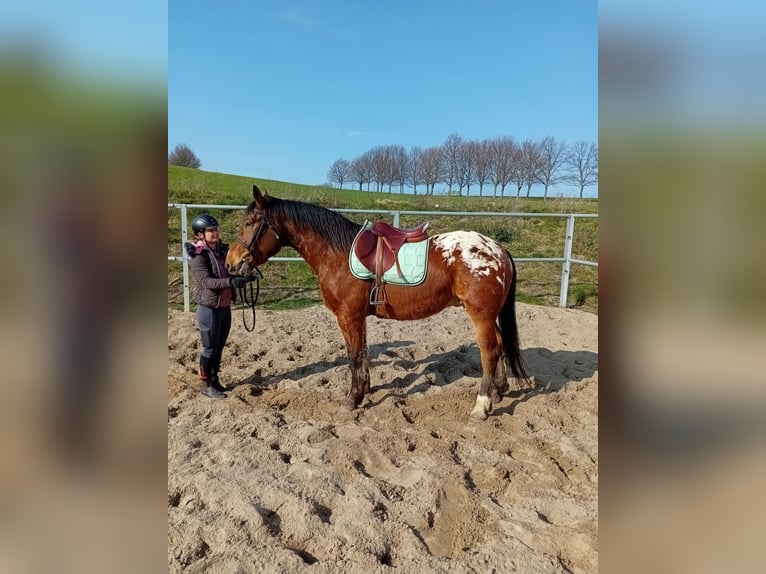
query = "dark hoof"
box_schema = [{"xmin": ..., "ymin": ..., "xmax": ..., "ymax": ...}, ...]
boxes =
[{"xmin": 341, "ymin": 396, "xmax": 361, "ymax": 412}]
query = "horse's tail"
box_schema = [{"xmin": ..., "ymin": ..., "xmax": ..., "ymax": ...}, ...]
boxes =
[{"xmin": 498, "ymin": 251, "xmax": 531, "ymax": 384}]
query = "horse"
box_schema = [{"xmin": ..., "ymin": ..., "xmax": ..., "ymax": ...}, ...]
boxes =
[{"xmin": 226, "ymin": 185, "xmax": 531, "ymax": 420}]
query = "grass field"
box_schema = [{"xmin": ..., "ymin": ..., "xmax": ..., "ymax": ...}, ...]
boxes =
[{"xmin": 168, "ymin": 166, "xmax": 598, "ymax": 313}]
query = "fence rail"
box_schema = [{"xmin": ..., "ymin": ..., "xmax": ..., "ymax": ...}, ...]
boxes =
[{"xmin": 168, "ymin": 203, "xmax": 598, "ymax": 311}]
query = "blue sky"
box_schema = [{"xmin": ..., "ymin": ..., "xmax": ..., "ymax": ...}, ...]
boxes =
[
  {"xmin": 169, "ymin": 1, "xmax": 597, "ymax": 196},
  {"xmin": 0, "ymin": 0, "xmax": 166, "ymax": 81}
]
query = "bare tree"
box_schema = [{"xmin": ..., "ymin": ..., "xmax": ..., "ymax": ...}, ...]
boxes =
[
  {"xmin": 519, "ymin": 139, "xmax": 543, "ymax": 197},
  {"xmin": 407, "ymin": 146, "xmax": 423, "ymax": 195},
  {"xmin": 536, "ymin": 136, "xmax": 568, "ymax": 200},
  {"xmin": 419, "ymin": 146, "xmax": 444, "ymax": 195},
  {"xmin": 490, "ymin": 136, "xmax": 517, "ymax": 197},
  {"xmin": 441, "ymin": 133, "xmax": 462, "ymax": 193},
  {"xmin": 390, "ymin": 145, "xmax": 408, "ymax": 193},
  {"xmin": 565, "ymin": 141, "xmax": 598, "ymax": 198},
  {"xmin": 509, "ymin": 145, "xmax": 525, "ymax": 197},
  {"xmin": 168, "ymin": 143, "xmax": 201, "ymax": 168},
  {"xmin": 369, "ymin": 146, "xmax": 391, "ymax": 192},
  {"xmin": 327, "ymin": 159, "xmax": 351, "ymax": 188},
  {"xmin": 455, "ymin": 140, "xmax": 478, "ymax": 196},
  {"xmin": 349, "ymin": 152, "xmax": 373, "ymax": 191},
  {"xmin": 388, "ymin": 146, "xmax": 400, "ymax": 193},
  {"xmin": 473, "ymin": 139, "xmax": 493, "ymax": 196}
]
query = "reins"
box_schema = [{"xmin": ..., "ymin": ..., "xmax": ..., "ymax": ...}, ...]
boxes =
[{"xmin": 237, "ymin": 267, "xmax": 263, "ymax": 332}]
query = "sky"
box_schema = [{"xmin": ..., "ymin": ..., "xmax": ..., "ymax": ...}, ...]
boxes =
[
  {"xmin": 601, "ymin": 0, "xmax": 766, "ymax": 125},
  {"xmin": 168, "ymin": 0, "xmax": 598, "ymax": 197},
  {"xmin": 0, "ymin": 0, "xmax": 166, "ymax": 82}
]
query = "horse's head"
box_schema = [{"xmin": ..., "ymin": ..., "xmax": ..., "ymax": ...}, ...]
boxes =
[{"xmin": 226, "ymin": 185, "xmax": 283, "ymax": 276}]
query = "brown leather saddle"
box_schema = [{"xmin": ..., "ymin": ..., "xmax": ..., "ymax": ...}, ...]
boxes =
[{"xmin": 353, "ymin": 220, "xmax": 429, "ymax": 304}]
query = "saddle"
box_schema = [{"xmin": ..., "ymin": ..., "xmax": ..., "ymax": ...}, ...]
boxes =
[{"xmin": 353, "ymin": 220, "xmax": 429, "ymax": 305}]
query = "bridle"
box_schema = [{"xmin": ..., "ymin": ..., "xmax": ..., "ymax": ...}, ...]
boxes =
[
  {"xmin": 232, "ymin": 207, "xmax": 278, "ymax": 332},
  {"xmin": 233, "ymin": 206, "xmax": 283, "ymax": 269},
  {"xmin": 234, "ymin": 207, "xmax": 271, "ymax": 260}
]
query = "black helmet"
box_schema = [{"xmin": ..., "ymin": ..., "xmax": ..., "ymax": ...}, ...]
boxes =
[{"xmin": 191, "ymin": 213, "xmax": 219, "ymax": 234}]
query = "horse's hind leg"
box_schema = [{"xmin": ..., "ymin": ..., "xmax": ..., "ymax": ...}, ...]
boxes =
[
  {"xmin": 491, "ymin": 332, "xmax": 509, "ymax": 404},
  {"xmin": 468, "ymin": 315, "xmax": 502, "ymax": 421}
]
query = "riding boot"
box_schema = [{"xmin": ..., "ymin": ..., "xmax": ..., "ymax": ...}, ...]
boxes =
[
  {"xmin": 210, "ymin": 372, "xmax": 227, "ymax": 393},
  {"xmin": 210, "ymin": 354, "xmax": 227, "ymax": 393},
  {"xmin": 201, "ymin": 381, "xmax": 226, "ymax": 399},
  {"xmin": 200, "ymin": 356, "xmax": 226, "ymax": 399}
]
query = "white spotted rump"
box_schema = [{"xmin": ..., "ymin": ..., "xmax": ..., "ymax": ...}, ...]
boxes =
[{"xmin": 433, "ymin": 231, "xmax": 508, "ymax": 288}]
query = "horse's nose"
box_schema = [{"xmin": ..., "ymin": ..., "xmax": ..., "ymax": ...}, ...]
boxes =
[{"xmin": 227, "ymin": 260, "xmax": 248, "ymax": 276}]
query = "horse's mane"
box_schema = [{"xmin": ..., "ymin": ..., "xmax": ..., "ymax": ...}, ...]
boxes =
[{"xmin": 248, "ymin": 196, "xmax": 361, "ymax": 252}]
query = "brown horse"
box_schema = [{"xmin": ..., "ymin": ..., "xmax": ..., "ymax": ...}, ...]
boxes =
[{"xmin": 226, "ymin": 185, "xmax": 531, "ymax": 420}]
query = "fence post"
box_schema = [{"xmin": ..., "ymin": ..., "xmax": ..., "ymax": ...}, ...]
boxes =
[
  {"xmin": 181, "ymin": 204, "xmax": 190, "ymax": 312},
  {"xmin": 559, "ymin": 214, "xmax": 575, "ymax": 308},
  {"xmin": 393, "ymin": 210, "xmax": 400, "ymax": 227}
]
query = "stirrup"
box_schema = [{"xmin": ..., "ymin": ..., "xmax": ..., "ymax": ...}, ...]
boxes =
[{"xmin": 370, "ymin": 284, "xmax": 386, "ymax": 305}]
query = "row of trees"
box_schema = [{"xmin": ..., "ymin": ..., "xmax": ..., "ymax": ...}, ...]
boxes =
[{"xmin": 327, "ymin": 133, "xmax": 598, "ymax": 198}]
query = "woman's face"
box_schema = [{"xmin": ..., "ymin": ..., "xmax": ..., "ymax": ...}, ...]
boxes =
[{"xmin": 201, "ymin": 227, "xmax": 219, "ymax": 246}]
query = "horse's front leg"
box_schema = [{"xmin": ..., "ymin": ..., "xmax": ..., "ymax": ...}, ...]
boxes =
[{"xmin": 336, "ymin": 314, "xmax": 369, "ymax": 410}]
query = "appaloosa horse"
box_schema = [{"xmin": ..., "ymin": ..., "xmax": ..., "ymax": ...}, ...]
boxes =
[{"xmin": 226, "ymin": 185, "xmax": 531, "ymax": 420}]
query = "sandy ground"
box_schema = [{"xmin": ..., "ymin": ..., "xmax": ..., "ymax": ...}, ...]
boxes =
[{"xmin": 168, "ymin": 302, "xmax": 598, "ymax": 573}]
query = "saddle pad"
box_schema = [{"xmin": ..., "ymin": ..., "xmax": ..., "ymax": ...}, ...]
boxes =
[{"xmin": 349, "ymin": 225, "xmax": 430, "ymax": 286}]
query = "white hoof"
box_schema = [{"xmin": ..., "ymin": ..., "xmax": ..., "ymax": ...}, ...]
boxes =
[{"xmin": 470, "ymin": 395, "xmax": 492, "ymax": 421}]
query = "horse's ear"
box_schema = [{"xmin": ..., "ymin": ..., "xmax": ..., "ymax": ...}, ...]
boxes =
[{"xmin": 252, "ymin": 184, "xmax": 268, "ymax": 206}]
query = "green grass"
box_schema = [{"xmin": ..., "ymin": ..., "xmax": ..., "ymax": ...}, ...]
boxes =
[{"xmin": 168, "ymin": 166, "xmax": 598, "ymax": 313}]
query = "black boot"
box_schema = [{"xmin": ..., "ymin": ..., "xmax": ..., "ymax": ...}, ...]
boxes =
[
  {"xmin": 200, "ymin": 356, "xmax": 226, "ymax": 398},
  {"xmin": 210, "ymin": 353, "xmax": 227, "ymax": 393},
  {"xmin": 201, "ymin": 381, "xmax": 226, "ymax": 399},
  {"xmin": 210, "ymin": 375, "xmax": 227, "ymax": 394}
]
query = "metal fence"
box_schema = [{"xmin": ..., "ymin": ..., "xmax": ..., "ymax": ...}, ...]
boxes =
[{"xmin": 168, "ymin": 203, "xmax": 598, "ymax": 311}]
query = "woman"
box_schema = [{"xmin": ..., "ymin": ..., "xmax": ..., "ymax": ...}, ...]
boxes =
[{"xmin": 185, "ymin": 213, "xmax": 253, "ymax": 398}]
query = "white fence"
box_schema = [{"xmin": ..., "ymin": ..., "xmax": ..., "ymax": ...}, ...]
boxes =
[{"xmin": 168, "ymin": 203, "xmax": 598, "ymax": 311}]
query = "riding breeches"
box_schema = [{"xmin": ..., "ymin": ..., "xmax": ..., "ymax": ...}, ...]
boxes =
[{"xmin": 195, "ymin": 305, "xmax": 232, "ymax": 381}]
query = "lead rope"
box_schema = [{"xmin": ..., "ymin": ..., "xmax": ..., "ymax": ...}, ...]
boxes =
[{"xmin": 238, "ymin": 267, "xmax": 263, "ymax": 332}]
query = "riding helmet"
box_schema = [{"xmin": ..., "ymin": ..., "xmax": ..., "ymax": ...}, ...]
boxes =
[{"xmin": 192, "ymin": 213, "xmax": 219, "ymax": 234}]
